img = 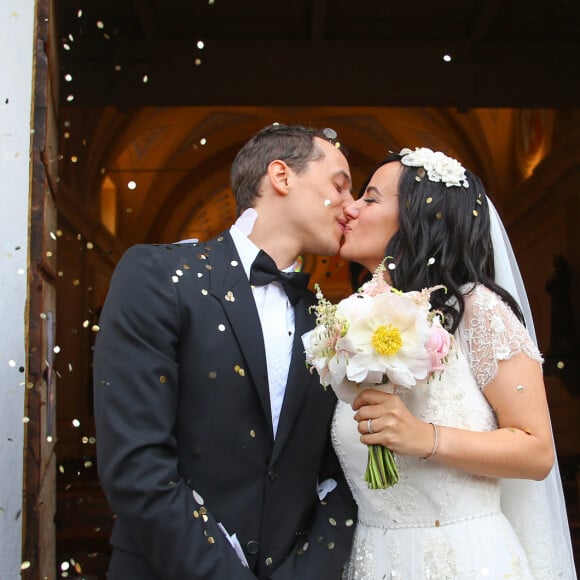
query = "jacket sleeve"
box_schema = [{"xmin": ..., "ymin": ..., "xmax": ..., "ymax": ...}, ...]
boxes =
[
  {"xmin": 269, "ymin": 430, "xmax": 357, "ymax": 580},
  {"xmin": 93, "ymin": 245, "xmax": 256, "ymax": 580}
]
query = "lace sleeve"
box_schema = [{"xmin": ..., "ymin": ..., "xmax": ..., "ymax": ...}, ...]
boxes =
[{"xmin": 461, "ymin": 285, "xmax": 543, "ymax": 390}]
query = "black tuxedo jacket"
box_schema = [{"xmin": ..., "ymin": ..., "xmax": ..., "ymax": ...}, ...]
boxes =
[{"xmin": 93, "ymin": 232, "xmax": 356, "ymax": 579}]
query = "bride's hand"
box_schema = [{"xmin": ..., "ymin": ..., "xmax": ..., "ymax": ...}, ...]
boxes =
[{"xmin": 352, "ymin": 389, "xmax": 434, "ymax": 458}]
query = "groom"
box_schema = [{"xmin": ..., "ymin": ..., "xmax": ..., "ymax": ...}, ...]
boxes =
[{"xmin": 93, "ymin": 123, "xmax": 357, "ymax": 579}]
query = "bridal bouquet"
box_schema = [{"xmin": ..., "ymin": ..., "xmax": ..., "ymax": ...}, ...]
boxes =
[{"xmin": 303, "ymin": 263, "xmax": 453, "ymax": 489}]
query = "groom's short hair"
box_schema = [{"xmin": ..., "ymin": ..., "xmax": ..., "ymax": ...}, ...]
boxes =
[{"xmin": 230, "ymin": 123, "xmax": 342, "ymax": 213}]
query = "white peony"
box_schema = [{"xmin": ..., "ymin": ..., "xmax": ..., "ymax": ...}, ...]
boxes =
[{"xmin": 339, "ymin": 291, "xmax": 433, "ymax": 390}]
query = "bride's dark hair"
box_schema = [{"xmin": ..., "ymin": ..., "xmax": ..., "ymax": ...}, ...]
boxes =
[{"xmin": 350, "ymin": 154, "xmax": 523, "ymax": 333}]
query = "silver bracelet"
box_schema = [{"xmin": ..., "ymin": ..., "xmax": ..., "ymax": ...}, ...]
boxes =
[{"xmin": 420, "ymin": 422, "xmax": 440, "ymax": 461}]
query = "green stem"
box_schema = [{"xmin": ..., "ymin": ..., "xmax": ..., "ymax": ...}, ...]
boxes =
[{"xmin": 365, "ymin": 445, "xmax": 399, "ymax": 489}]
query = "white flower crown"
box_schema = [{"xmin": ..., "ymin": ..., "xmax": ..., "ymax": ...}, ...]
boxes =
[{"xmin": 399, "ymin": 147, "xmax": 469, "ymax": 188}]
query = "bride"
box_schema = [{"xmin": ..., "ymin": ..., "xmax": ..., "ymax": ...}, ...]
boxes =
[{"xmin": 333, "ymin": 148, "xmax": 576, "ymax": 579}]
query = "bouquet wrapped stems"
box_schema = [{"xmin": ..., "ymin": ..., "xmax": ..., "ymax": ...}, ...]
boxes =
[{"xmin": 365, "ymin": 444, "xmax": 399, "ymax": 489}]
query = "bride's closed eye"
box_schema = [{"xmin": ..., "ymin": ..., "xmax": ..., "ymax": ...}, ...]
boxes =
[{"xmin": 363, "ymin": 197, "xmax": 379, "ymax": 204}]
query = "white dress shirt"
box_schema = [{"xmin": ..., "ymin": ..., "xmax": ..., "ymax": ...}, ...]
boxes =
[{"xmin": 229, "ymin": 224, "xmax": 296, "ymax": 438}]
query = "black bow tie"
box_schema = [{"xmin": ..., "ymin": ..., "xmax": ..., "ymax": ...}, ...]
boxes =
[{"xmin": 249, "ymin": 250, "xmax": 310, "ymax": 305}]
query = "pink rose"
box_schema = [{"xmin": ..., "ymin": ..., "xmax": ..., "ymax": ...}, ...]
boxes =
[{"xmin": 425, "ymin": 322, "xmax": 451, "ymax": 371}]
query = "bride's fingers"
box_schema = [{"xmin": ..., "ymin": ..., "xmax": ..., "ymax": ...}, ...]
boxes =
[{"xmin": 352, "ymin": 388, "xmax": 394, "ymax": 410}]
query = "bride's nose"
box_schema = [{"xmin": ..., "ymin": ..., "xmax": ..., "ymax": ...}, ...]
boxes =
[{"xmin": 344, "ymin": 201, "xmax": 360, "ymax": 220}]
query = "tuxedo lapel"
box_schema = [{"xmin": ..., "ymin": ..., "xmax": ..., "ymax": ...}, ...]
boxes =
[
  {"xmin": 271, "ymin": 297, "xmax": 317, "ymax": 463},
  {"xmin": 206, "ymin": 233, "xmax": 273, "ymax": 436}
]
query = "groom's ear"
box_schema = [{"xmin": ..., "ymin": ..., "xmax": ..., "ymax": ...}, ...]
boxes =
[{"xmin": 267, "ymin": 160, "xmax": 290, "ymax": 196}]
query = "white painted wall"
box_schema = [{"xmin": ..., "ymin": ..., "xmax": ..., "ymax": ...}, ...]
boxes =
[{"xmin": 0, "ymin": 1, "xmax": 36, "ymax": 578}]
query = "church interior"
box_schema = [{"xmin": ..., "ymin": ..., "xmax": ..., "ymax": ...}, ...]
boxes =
[{"xmin": 25, "ymin": 0, "xmax": 580, "ymax": 577}]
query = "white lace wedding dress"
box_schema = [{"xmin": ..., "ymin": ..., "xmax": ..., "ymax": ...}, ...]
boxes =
[{"xmin": 332, "ymin": 285, "xmax": 575, "ymax": 579}]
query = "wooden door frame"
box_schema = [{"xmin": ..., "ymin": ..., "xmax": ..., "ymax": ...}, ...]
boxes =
[{"xmin": 23, "ymin": 0, "xmax": 58, "ymax": 577}]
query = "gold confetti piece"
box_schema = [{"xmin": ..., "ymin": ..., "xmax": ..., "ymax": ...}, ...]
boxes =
[
  {"xmin": 205, "ymin": 264, "xmax": 212, "ymax": 270},
  {"xmin": 265, "ymin": 557, "xmax": 273, "ymax": 566},
  {"xmin": 183, "ymin": 264, "xmax": 190, "ymax": 270},
  {"xmin": 22, "ymin": 417, "xmax": 30, "ymax": 423},
  {"xmin": 72, "ymin": 279, "xmax": 80, "ymax": 286},
  {"xmin": 20, "ymin": 562, "xmax": 31, "ymax": 570},
  {"xmin": 208, "ymin": 371, "xmax": 217, "ymax": 379},
  {"xmin": 327, "ymin": 542, "xmax": 335, "ymax": 550},
  {"xmin": 234, "ymin": 365, "xmax": 240, "ymax": 372},
  {"xmin": 435, "ymin": 519, "xmax": 440, "ymax": 527},
  {"xmin": 91, "ymin": 325, "xmax": 100, "ymax": 332},
  {"xmin": 473, "ymin": 210, "xmax": 479, "ymax": 217},
  {"xmin": 201, "ymin": 289, "xmax": 208, "ymax": 296},
  {"xmin": 198, "ymin": 254, "xmax": 207, "ymax": 260},
  {"xmin": 199, "ymin": 506, "xmax": 208, "ymax": 515},
  {"xmin": 250, "ymin": 429, "xmax": 256, "ymax": 438},
  {"xmin": 193, "ymin": 510, "xmax": 199, "ymax": 518},
  {"xmin": 435, "ymin": 212, "xmax": 442, "ymax": 219},
  {"xmin": 202, "ymin": 514, "xmax": 208, "ymax": 522},
  {"xmin": 217, "ymin": 236, "xmax": 223, "ymax": 241},
  {"xmin": 345, "ymin": 519, "xmax": 354, "ymax": 527},
  {"xmin": 207, "ymin": 536, "xmax": 215, "ymax": 544},
  {"xmin": 225, "ymin": 291, "xmax": 235, "ymax": 302},
  {"xmin": 159, "ymin": 376, "xmax": 166, "ymax": 383},
  {"xmin": 516, "ymin": 384, "xmax": 524, "ymax": 392},
  {"xmin": 176, "ymin": 269, "xmax": 184, "ymax": 276},
  {"xmin": 328, "ymin": 517, "xmax": 337, "ymax": 526},
  {"xmin": 426, "ymin": 197, "xmax": 433, "ymax": 204}
]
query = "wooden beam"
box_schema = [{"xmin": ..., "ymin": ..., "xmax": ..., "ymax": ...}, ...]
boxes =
[
  {"xmin": 59, "ymin": 39, "xmax": 580, "ymax": 107},
  {"xmin": 311, "ymin": 0, "xmax": 328, "ymax": 42}
]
